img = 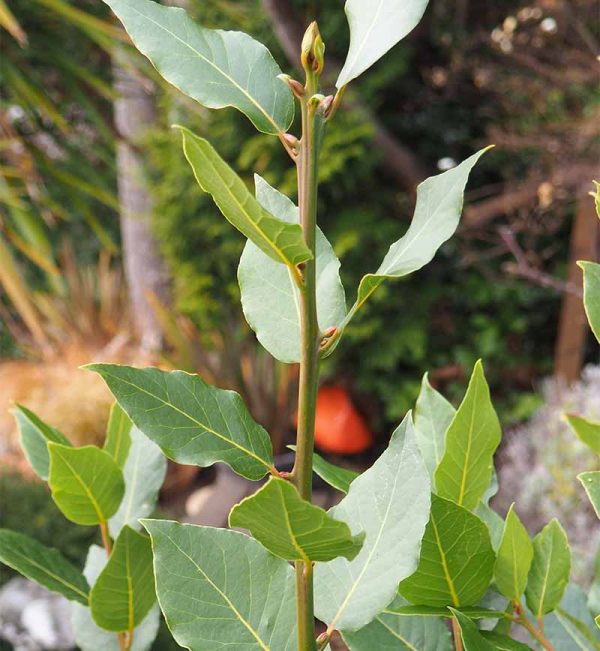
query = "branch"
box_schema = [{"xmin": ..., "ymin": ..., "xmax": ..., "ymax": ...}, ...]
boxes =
[{"xmin": 261, "ymin": 0, "xmax": 427, "ymax": 192}]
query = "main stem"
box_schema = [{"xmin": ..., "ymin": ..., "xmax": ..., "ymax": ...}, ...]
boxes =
[{"xmin": 292, "ymin": 91, "xmax": 321, "ymax": 651}]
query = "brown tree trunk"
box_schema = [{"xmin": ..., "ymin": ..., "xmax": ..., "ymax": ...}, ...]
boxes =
[
  {"xmin": 554, "ymin": 191, "xmax": 598, "ymax": 382},
  {"xmin": 113, "ymin": 53, "xmax": 170, "ymax": 351}
]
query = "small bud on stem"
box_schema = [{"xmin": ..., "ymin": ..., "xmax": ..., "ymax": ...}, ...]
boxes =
[{"xmin": 301, "ymin": 21, "xmax": 325, "ymax": 80}]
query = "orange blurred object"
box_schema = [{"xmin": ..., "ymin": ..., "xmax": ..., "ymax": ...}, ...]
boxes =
[{"xmin": 313, "ymin": 385, "xmax": 373, "ymax": 454}]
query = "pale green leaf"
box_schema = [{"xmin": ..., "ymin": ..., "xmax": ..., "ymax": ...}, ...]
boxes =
[
  {"xmin": 413, "ymin": 373, "xmax": 455, "ymax": 481},
  {"xmin": 142, "ymin": 520, "xmax": 296, "ymax": 650},
  {"xmin": 481, "ymin": 632, "xmax": 533, "ymax": 650},
  {"xmin": 579, "ymin": 261, "xmax": 600, "ymax": 343},
  {"xmin": 389, "ymin": 605, "xmax": 506, "ymax": 619},
  {"xmin": 48, "ymin": 443, "xmax": 125, "ymax": 525},
  {"xmin": 399, "ymin": 494, "xmax": 495, "ymax": 607},
  {"xmin": 108, "ymin": 426, "xmax": 166, "ymax": 537},
  {"xmin": 103, "ymin": 0, "xmax": 293, "ymax": 134},
  {"xmin": 0, "ymin": 529, "xmax": 89, "ymax": 604},
  {"xmin": 238, "ymin": 175, "xmax": 346, "ymax": 363},
  {"xmin": 343, "ymin": 596, "xmax": 452, "ymax": 651},
  {"xmin": 90, "ymin": 526, "xmax": 155, "ymax": 632},
  {"xmin": 314, "ymin": 416, "xmax": 431, "ymax": 631},
  {"xmin": 103, "ymin": 402, "xmax": 132, "ymax": 468},
  {"xmin": 229, "ymin": 477, "xmax": 363, "ymax": 562},
  {"xmin": 578, "ymin": 472, "xmax": 600, "ymax": 518},
  {"xmin": 449, "ymin": 609, "xmax": 496, "ymax": 651},
  {"xmin": 543, "ymin": 584, "xmax": 600, "ymax": 651},
  {"xmin": 475, "ymin": 503, "xmax": 505, "ymax": 552},
  {"xmin": 435, "ymin": 360, "xmax": 501, "ymax": 510},
  {"xmin": 494, "ymin": 504, "xmax": 533, "ymax": 601},
  {"xmin": 87, "ymin": 364, "xmax": 274, "ymax": 481},
  {"xmin": 347, "ymin": 149, "xmax": 490, "ymax": 321},
  {"xmin": 72, "ymin": 545, "xmax": 160, "ymax": 651},
  {"xmin": 13, "ymin": 404, "xmax": 71, "ymax": 480},
  {"xmin": 179, "ymin": 128, "xmax": 311, "ymax": 268},
  {"xmin": 565, "ymin": 413, "xmax": 600, "ymax": 456},
  {"xmin": 525, "ymin": 519, "xmax": 571, "ymax": 618},
  {"xmin": 337, "ymin": 0, "xmax": 430, "ymax": 87}
]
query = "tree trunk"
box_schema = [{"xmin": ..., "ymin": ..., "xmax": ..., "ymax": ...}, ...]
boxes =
[
  {"xmin": 554, "ymin": 191, "xmax": 598, "ymax": 382},
  {"xmin": 113, "ymin": 52, "xmax": 170, "ymax": 351}
]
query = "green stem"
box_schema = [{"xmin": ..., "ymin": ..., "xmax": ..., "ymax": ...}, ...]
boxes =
[
  {"xmin": 291, "ymin": 84, "xmax": 321, "ymax": 651},
  {"xmin": 513, "ymin": 602, "xmax": 555, "ymax": 651}
]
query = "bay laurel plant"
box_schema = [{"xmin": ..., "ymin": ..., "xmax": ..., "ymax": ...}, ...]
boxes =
[{"xmin": 0, "ymin": 1, "xmax": 598, "ymax": 650}]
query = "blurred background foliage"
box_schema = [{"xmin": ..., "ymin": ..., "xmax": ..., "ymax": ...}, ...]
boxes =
[{"xmin": 0, "ymin": 0, "xmax": 598, "ymax": 437}]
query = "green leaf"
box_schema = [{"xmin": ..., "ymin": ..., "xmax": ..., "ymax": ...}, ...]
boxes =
[
  {"xmin": 108, "ymin": 426, "xmax": 167, "ymax": 537},
  {"xmin": 238, "ymin": 176, "xmax": 346, "ymax": 363},
  {"xmin": 13, "ymin": 404, "xmax": 71, "ymax": 480},
  {"xmin": 142, "ymin": 520, "xmax": 296, "ymax": 650},
  {"xmin": 579, "ymin": 261, "xmax": 600, "ymax": 343},
  {"xmin": 578, "ymin": 472, "xmax": 600, "ymax": 518},
  {"xmin": 314, "ymin": 416, "xmax": 431, "ymax": 631},
  {"xmin": 480, "ymin": 632, "xmax": 533, "ymax": 650},
  {"xmin": 494, "ymin": 504, "xmax": 533, "ymax": 601},
  {"xmin": 449, "ymin": 609, "xmax": 496, "ymax": 651},
  {"xmin": 435, "ymin": 360, "xmax": 501, "ymax": 510},
  {"xmin": 525, "ymin": 519, "xmax": 571, "ymax": 618},
  {"xmin": 48, "ymin": 443, "xmax": 125, "ymax": 525},
  {"xmin": 346, "ymin": 149, "xmax": 490, "ymax": 321},
  {"xmin": 90, "ymin": 526, "xmax": 155, "ymax": 632},
  {"xmin": 389, "ymin": 605, "xmax": 506, "ymax": 619},
  {"xmin": 413, "ymin": 373, "xmax": 455, "ymax": 481},
  {"xmin": 399, "ymin": 494, "xmax": 496, "ymax": 607},
  {"xmin": 336, "ymin": 0, "xmax": 430, "ymax": 87},
  {"xmin": 475, "ymin": 503, "xmax": 505, "ymax": 552},
  {"xmin": 0, "ymin": 529, "xmax": 89, "ymax": 605},
  {"xmin": 103, "ymin": 402, "xmax": 132, "ymax": 468},
  {"xmin": 87, "ymin": 364, "xmax": 274, "ymax": 481},
  {"xmin": 72, "ymin": 545, "xmax": 160, "ymax": 651},
  {"xmin": 229, "ymin": 477, "xmax": 363, "ymax": 562},
  {"xmin": 102, "ymin": 0, "xmax": 293, "ymax": 134},
  {"xmin": 343, "ymin": 596, "xmax": 452, "ymax": 651},
  {"xmin": 179, "ymin": 128, "xmax": 311, "ymax": 269},
  {"xmin": 565, "ymin": 413, "xmax": 600, "ymax": 456},
  {"xmin": 543, "ymin": 584, "xmax": 600, "ymax": 651},
  {"xmin": 287, "ymin": 445, "xmax": 359, "ymax": 494}
]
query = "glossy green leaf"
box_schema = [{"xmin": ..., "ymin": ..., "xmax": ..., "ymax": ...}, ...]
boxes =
[
  {"xmin": 0, "ymin": 529, "xmax": 89, "ymax": 605},
  {"xmin": 578, "ymin": 472, "xmax": 600, "ymax": 518},
  {"xmin": 142, "ymin": 520, "xmax": 296, "ymax": 650},
  {"xmin": 287, "ymin": 445, "xmax": 359, "ymax": 494},
  {"xmin": 494, "ymin": 504, "xmax": 533, "ymax": 601},
  {"xmin": 450, "ymin": 609, "xmax": 496, "ymax": 650},
  {"xmin": 399, "ymin": 494, "xmax": 495, "ymax": 607},
  {"xmin": 343, "ymin": 596, "xmax": 452, "ymax": 651},
  {"xmin": 103, "ymin": 0, "xmax": 293, "ymax": 134},
  {"xmin": 336, "ymin": 0, "xmax": 430, "ymax": 87},
  {"xmin": 314, "ymin": 416, "xmax": 431, "ymax": 631},
  {"xmin": 543, "ymin": 584, "xmax": 600, "ymax": 651},
  {"xmin": 229, "ymin": 477, "xmax": 363, "ymax": 562},
  {"xmin": 435, "ymin": 360, "xmax": 501, "ymax": 510},
  {"xmin": 87, "ymin": 364, "xmax": 274, "ymax": 481},
  {"xmin": 108, "ymin": 426, "xmax": 167, "ymax": 537},
  {"xmin": 48, "ymin": 443, "xmax": 125, "ymax": 525},
  {"xmin": 13, "ymin": 404, "xmax": 71, "ymax": 480},
  {"xmin": 90, "ymin": 526, "xmax": 155, "ymax": 632},
  {"xmin": 389, "ymin": 605, "xmax": 506, "ymax": 619},
  {"xmin": 72, "ymin": 545, "xmax": 160, "ymax": 651},
  {"xmin": 565, "ymin": 413, "xmax": 600, "ymax": 456},
  {"xmin": 481, "ymin": 632, "xmax": 533, "ymax": 650},
  {"xmin": 525, "ymin": 519, "xmax": 571, "ymax": 618},
  {"xmin": 347, "ymin": 149, "xmax": 490, "ymax": 320},
  {"xmin": 413, "ymin": 373, "xmax": 455, "ymax": 481},
  {"xmin": 579, "ymin": 261, "xmax": 600, "ymax": 343},
  {"xmin": 103, "ymin": 402, "xmax": 132, "ymax": 468},
  {"xmin": 238, "ymin": 175, "xmax": 346, "ymax": 362},
  {"xmin": 179, "ymin": 128, "xmax": 311, "ymax": 268}
]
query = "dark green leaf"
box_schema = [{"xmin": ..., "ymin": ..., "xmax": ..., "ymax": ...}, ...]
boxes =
[
  {"xmin": 389, "ymin": 605, "xmax": 506, "ymax": 619},
  {"xmin": 229, "ymin": 477, "xmax": 363, "ymax": 562},
  {"xmin": 288, "ymin": 445, "xmax": 359, "ymax": 493},
  {"xmin": 87, "ymin": 364, "xmax": 274, "ymax": 481},
  {"xmin": 103, "ymin": 0, "xmax": 293, "ymax": 134},
  {"xmin": 399, "ymin": 494, "xmax": 496, "ymax": 607},
  {"xmin": 48, "ymin": 443, "xmax": 125, "ymax": 525},
  {"xmin": 14, "ymin": 404, "xmax": 71, "ymax": 480},
  {"xmin": 494, "ymin": 504, "xmax": 533, "ymax": 601},
  {"xmin": 142, "ymin": 520, "xmax": 296, "ymax": 649},
  {"xmin": 103, "ymin": 402, "xmax": 132, "ymax": 468},
  {"xmin": 449, "ymin": 609, "xmax": 496, "ymax": 651},
  {"xmin": 0, "ymin": 529, "xmax": 89, "ymax": 604},
  {"xmin": 481, "ymin": 631, "xmax": 533, "ymax": 650}
]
